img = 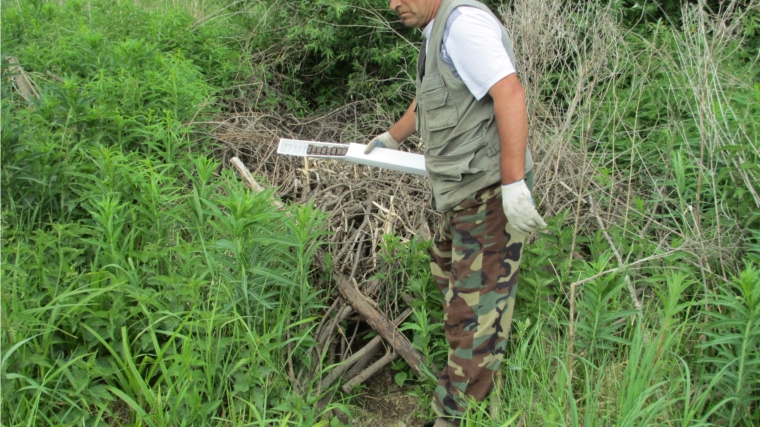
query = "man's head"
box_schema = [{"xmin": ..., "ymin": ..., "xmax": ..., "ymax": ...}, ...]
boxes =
[{"xmin": 390, "ymin": 0, "xmax": 442, "ymax": 28}]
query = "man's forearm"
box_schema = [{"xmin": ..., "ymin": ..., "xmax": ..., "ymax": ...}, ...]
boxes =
[
  {"xmin": 388, "ymin": 99, "xmax": 417, "ymax": 143},
  {"xmin": 489, "ymin": 75, "xmax": 528, "ymax": 185}
]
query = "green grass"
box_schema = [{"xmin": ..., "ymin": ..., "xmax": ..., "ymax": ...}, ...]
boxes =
[{"xmin": 1, "ymin": 1, "xmax": 340, "ymax": 425}]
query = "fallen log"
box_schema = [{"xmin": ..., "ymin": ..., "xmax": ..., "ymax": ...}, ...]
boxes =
[{"xmin": 337, "ymin": 277, "xmax": 423, "ymax": 376}]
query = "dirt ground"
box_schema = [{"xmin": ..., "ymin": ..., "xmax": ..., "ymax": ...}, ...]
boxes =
[{"xmin": 346, "ymin": 366, "xmax": 430, "ymax": 427}]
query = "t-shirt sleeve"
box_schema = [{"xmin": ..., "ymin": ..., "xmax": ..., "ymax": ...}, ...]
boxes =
[{"xmin": 444, "ymin": 8, "xmax": 516, "ymax": 100}]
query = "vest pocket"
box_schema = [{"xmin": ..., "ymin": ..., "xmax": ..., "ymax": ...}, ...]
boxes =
[
  {"xmin": 422, "ymin": 89, "xmax": 458, "ymax": 132},
  {"xmin": 419, "ymin": 74, "xmax": 457, "ymax": 133},
  {"xmin": 425, "ymin": 150, "xmax": 484, "ymax": 182}
]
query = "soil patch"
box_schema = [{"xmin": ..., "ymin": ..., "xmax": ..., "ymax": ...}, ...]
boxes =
[{"xmin": 349, "ymin": 366, "xmax": 428, "ymax": 427}]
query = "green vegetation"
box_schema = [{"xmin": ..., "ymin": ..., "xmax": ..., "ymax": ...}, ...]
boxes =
[
  {"xmin": 2, "ymin": 1, "xmax": 336, "ymax": 425},
  {"xmin": 2, "ymin": 0, "xmax": 759, "ymax": 426}
]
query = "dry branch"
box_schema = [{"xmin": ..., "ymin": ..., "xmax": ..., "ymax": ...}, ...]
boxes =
[
  {"xmin": 571, "ymin": 248, "xmax": 679, "ymax": 289},
  {"xmin": 319, "ymin": 293, "xmax": 414, "ymax": 390},
  {"xmin": 337, "ymin": 277, "xmax": 423, "ymax": 376},
  {"xmin": 341, "ymin": 351, "xmax": 399, "ymax": 394},
  {"xmin": 588, "ymin": 195, "xmax": 643, "ymax": 316},
  {"xmin": 313, "ymin": 302, "xmax": 353, "ymax": 376},
  {"xmin": 318, "ymin": 305, "xmax": 354, "ymax": 345},
  {"xmin": 230, "ymin": 156, "xmax": 286, "ymax": 206},
  {"xmin": 6, "ymin": 56, "xmax": 39, "ymax": 103}
]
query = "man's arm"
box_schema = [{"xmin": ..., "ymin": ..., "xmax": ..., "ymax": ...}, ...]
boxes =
[
  {"xmin": 488, "ymin": 74, "xmax": 528, "ymax": 184},
  {"xmin": 490, "ymin": 73, "xmax": 546, "ymax": 234},
  {"xmin": 365, "ymin": 99, "xmax": 417, "ymax": 154},
  {"xmin": 389, "ymin": 98, "xmax": 418, "ymax": 143}
]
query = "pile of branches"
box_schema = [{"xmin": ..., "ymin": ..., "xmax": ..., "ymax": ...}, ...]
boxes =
[
  {"xmin": 210, "ymin": 105, "xmax": 436, "ymax": 293},
  {"xmin": 208, "ymin": 103, "xmax": 438, "ymax": 395}
]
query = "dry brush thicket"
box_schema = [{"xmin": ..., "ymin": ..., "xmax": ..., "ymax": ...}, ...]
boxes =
[{"xmin": 505, "ymin": 0, "xmax": 756, "ymax": 279}]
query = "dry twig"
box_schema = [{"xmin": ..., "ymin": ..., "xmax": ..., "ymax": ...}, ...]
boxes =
[{"xmin": 6, "ymin": 56, "xmax": 40, "ymax": 103}]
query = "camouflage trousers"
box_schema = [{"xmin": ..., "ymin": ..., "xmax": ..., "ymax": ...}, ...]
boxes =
[{"xmin": 429, "ymin": 182, "xmax": 527, "ymax": 421}]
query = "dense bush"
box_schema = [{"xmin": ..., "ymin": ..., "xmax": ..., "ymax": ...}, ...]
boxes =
[
  {"xmin": 235, "ymin": 0, "xmax": 419, "ymax": 114},
  {"xmin": 1, "ymin": 1, "xmax": 335, "ymax": 425},
  {"xmin": 236, "ymin": 0, "xmax": 760, "ymax": 114}
]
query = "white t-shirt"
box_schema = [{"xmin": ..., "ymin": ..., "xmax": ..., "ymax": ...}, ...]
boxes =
[{"xmin": 422, "ymin": 6, "xmax": 516, "ymax": 101}]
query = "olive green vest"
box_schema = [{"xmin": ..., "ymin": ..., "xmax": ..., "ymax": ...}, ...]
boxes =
[{"xmin": 416, "ymin": 0, "xmax": 534, "ymax": 212}]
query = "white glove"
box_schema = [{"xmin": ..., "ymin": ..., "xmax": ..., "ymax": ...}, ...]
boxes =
[
  {"xmin": 501, "ymin": 180, "xmax": 547, "ymax": 235},
  {"xmin": 364, "ymin": 131, "xmax": 399, "ymax": 154}
]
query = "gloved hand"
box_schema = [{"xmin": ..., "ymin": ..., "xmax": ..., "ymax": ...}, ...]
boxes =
[
  {"xmin": 364, "ymin": 131, "xmax": 399, "ymax": 154},
  {"xmin": 501, "ymin": 180, "xmax": 547, "ymax": 235}
]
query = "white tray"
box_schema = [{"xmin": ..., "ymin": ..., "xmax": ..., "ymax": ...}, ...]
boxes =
[{"xmin": 277, "ymin": 138, "xmax": 428, "ymax": 177}]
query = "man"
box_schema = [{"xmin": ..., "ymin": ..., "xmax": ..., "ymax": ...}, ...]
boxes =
[{"xmin": 364, "ymin": 0, "xmax": 546, "ymax": 425}]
